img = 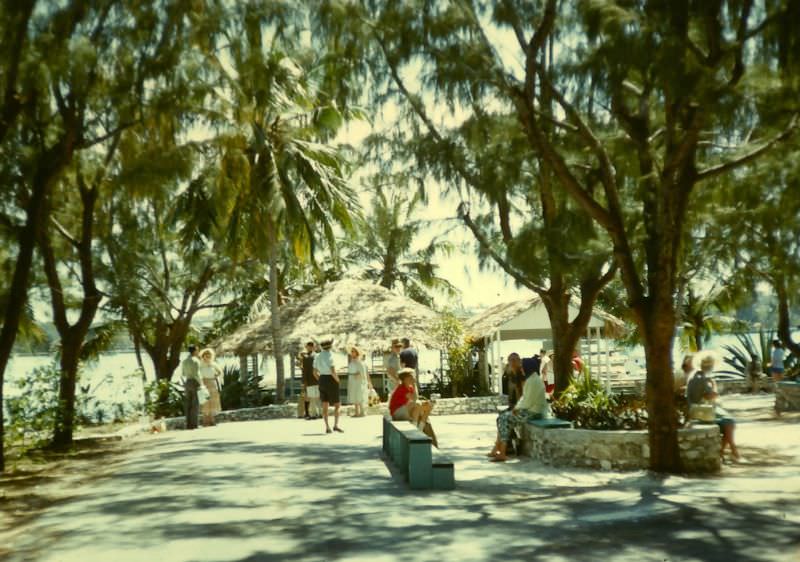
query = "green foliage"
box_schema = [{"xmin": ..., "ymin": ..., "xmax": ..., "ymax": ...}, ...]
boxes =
[
  {"xmin": 143, "ymin": 379, "xmax": 185, "ymax": 419},
  {"xmin": 721, "ymin": 330, "xmax": 773, "ymax": 378},
  {"xmin": 219, "ymin": 365, "xmax": 272, "ymax": 410},
  {"xmin": 433, "ymin": 312, "xmax": 484, "ymax": 397},
  {"xmin": 343, "ymin": 183, "xmax": 458, "ymax": 306},
  {"xmin": 551, "ymin": 369, "xmax": 648, "ymax": 430},
  {"xmin": 5, "ymin": 364, "xmax": 61, "ymax": 452},
  {"xmin": 4, "ymin": 362, "xmax": 132, "ymax": 453}
]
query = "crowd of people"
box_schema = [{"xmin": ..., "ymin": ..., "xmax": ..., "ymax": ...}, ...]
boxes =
[
  {"xmin": 179, "ymin": 338, "xmax": 779, "ymax": 465},
  {"xmin": 181, "ymin": 337, "xmax": 429, "ymax": 436}
]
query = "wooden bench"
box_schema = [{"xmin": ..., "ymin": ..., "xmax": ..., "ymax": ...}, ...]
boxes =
[{"xmin": 382, "ymin": 416, "xmax": 455, "ymax": 490}]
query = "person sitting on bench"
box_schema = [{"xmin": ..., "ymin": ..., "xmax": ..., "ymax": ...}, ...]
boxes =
[
  {"xmin": 390, "ymin": 368, "xmax": 438, "ymax": 447},
  {"xmin": 487, "ymin": 363, "xmax": 549, "ymax": 462}
]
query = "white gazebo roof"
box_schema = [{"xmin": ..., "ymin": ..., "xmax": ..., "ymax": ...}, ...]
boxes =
[{"xmin": 465, "ymin": 296, "xmax": 625, "ymax": 342}]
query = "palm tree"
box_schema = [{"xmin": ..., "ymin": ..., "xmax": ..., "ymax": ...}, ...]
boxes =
[
  {"xmin": 679, "ymin": 286, "xmax": 736, "ymax": 352},
  {"xmin": 345, "ymin": 187, "xmax": 457, "ymax": 307},
  {"xmin": 214, "ymin": 7, "xmax": 359, "ymax": 401}
]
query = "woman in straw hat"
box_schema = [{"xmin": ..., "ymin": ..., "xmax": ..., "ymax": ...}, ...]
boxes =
[
  {"xmin": 198, "ymin": 348, "xmax": 223, "ymax": 426},
  {"xmin": 347, "ymin": 346, "xmax": 372, "ymax": 417}
]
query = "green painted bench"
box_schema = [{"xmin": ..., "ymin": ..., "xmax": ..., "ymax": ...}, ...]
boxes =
[
  {"xmin": 382, "ymin": 415, "xmax": 454, "ymax": 490},
  {"xmin": 528, "ymin": 417, "xmax": 573, "ymax": 429}
]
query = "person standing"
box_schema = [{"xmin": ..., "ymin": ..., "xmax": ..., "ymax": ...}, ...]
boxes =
[
  {"xmin": 347, "ymin": 346, "xmax": 371, "ymax": 417},
  {"xmin": 770, "ymin": 339, "xmax": 785, "ymax": 382},
  {"xmin": 504, "ymin": 353, "xmax": 525, "ymax": 410},
  {"xmin": 747, "ymin": 354, "xmax": 762, "ymax": 394},
  {"xmin": 314, "ymin": 338, "xmax": 343, "ymax": 433},
  {"xmin": 181, "ymin": 345, "xmax": 201, "ymax": 430},
  {"xmin": 300, "ymin": 341, "xmax": 320, "ymax": 420},
  {"xmin": 540, "ymin": 351, "xmax": 555, "ymax": 397},
  {"xmin": 674, "ymin": 355, "xmax": 694, "ymax": 395},
  {"xmin": 399, "ymin": 337, "xmax": 419, "ymax": 373},
  {"xmin": 386, "ymin": 338, "xmax": 402, "ymax": 393},
  {"xmin": 522, "ymin": 349, "xmax": 544, "ymax": 379},
  {"xmin": 198, "ymin": 348, "xmax": 222, "ymax": 426}
]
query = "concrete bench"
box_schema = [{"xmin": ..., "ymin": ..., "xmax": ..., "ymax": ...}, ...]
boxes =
[{"xmin": 382, "ymin": 416, "xmax": 455, "ymax": 490}]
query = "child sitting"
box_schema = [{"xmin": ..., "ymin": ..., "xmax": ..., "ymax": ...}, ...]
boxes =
[{"xmin": 389, "ymin": 368, "xmax": 438, "ymax": 447}]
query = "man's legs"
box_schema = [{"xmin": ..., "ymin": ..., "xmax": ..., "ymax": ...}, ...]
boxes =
[
  {"xmin": 322, "ymin": 401, "xmax": 331, "ymax": 432},
  {"xmin": 185, "ymin": 383, "xmax": 199, "ymax": 430},
  {"xmin": 333, "ymin": 401, "xmax": 343, "ymax": 432}
]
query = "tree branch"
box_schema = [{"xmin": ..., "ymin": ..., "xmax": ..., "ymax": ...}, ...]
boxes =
[
  {"xmin": 696, "ymin": 115, "xmax": 798, "ymax": 181},
  {"xmin": 458, "ymin": 203, "xmax": 546, "ymax": 294}
]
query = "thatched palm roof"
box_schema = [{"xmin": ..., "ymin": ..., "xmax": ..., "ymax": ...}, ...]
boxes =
[
  {"xmin": 465, "ymin": 296, "xmax": 626, "ymax": 341},
  {"xmin": 215, "ymin": 279, "xmax": 442, "ymax": 356}
]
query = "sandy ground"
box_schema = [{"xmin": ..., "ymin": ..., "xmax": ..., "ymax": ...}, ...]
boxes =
[{"xmin": 1, "ymin": 394, "xmax": 799, "ymax": 562}]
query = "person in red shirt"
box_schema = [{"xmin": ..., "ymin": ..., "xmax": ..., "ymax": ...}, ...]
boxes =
[{"xmin": 390, "ymin": 368, "xmax": 438, "ymax": 447}]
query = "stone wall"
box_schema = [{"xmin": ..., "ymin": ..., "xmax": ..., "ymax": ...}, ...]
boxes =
[
  {"xmin": 155, "ymin": 395, "xmax": 508, "ymax": 429},
  {"xmin": 716, "ymin": 378, "xmax": 774, "ymax": 395},
  {"xmin": 776, "ymin": 381, "xmax": 800, "ymax": 412},
  {"xmin": 520, "ymin": 423, "xmax": 720, "ymax": 473},
  {"xmin": 429, "ymin": 395, "xmax": 508, "ymax": 415}
]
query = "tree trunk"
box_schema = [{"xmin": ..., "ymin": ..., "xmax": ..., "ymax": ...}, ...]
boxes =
[
  {"xmin": 268, "ymin": 239, "xmax": 285, "ymax": 403},
  {"xmin": 52, "ymin": 342, "xmax": 81, "ymax": 448},
  {"xmin": 545, "ymin": 299, "xmax": 577, "ymax": 395},
  {"xmin": 0, "ymin": 212, "xmax": 40, "ymax": 471},
  {"xmin": 693, "ymin": 329, "xmax": 703, "ymax": 353},
  {"xmin": 775, "ymin": 277, "xmax": 800, "ymax": 357},
  {"xmin": 641, "ymin": 302, "xmax": 683, "ymax": 473},
  {"xmin": 0, "ymin": 139, "xmax": 75, "ymax": 471}
]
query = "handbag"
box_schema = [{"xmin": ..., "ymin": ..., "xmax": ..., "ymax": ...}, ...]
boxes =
[
  {"xmin": 198, "ymin": 383, "xmax": 211, "ymax": 404},
  {"xmin": 689, "ymin": 403, "xmax": 715, "ymax": 422},
  {"xmin": 368, "ymin": 387, "xmax": 381, "ymax": 407}
]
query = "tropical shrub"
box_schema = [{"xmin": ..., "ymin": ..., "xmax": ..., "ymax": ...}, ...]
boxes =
[
  {"xmin": 721, "ymin": 329, "xmax": 797, "ymax": 380},
  {"xmin": 551, "ymin": 369, "xmax": 649, "ymax": 430},
  {"xmin": 144, "ymin": 379, "xmax": 185, "ymax": 419},
  {"xmin": 5, "ymin": 364, "xmax": 62, "ymax": 451},
  {"xmin": 220, "ymin": 365, "xmax": 272, "ymax": 410},
  {"xmin": 433, "ymin": 312, "xmax": 485, "ymax": 397}
]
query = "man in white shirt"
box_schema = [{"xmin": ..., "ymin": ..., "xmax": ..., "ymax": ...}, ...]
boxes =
[
  {"xmin": 314, "ymin": 339, "xmax": 342, "ymax": 434},
  {"xmin": 487, "ymin": 353, "xmax": 549, "ymax": 462},
  {"xmin": 181, "ymin": 345, "xmax": 201, "ymax": 430}
]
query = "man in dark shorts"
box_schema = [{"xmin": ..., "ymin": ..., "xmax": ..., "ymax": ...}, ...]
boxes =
[
  {"xmin": 299, "ymin": 341, "xmax": 319, "ymax": 419},
  {"xmin": 313, "ymin": 338, "xmax": 342, "ymax": 434}
]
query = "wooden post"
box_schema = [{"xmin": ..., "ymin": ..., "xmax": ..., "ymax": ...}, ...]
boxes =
[{"xmin": 239, "ymin": 355, "xmax": 248, "ymax": 383}]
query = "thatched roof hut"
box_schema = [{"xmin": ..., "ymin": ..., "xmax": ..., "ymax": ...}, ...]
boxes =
[{"xmin": 215, "ymin": 279, "xmax": 442, "ymax": 356}]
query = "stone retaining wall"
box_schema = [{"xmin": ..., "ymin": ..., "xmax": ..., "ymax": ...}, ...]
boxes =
[
  {"xmin": 156, "ymin": 395, "xmax": 508, "ymax": 429},
  {"xmin": 776, "ymin": 381, "xmax": 800, "ymax": 412},
  {"xmin": 429, "ymin": 395, "xmax": 507, "ymax": 415},
  {"xmin": 520, "ymin": 423, "xmax": 720, "ymax": 473}
]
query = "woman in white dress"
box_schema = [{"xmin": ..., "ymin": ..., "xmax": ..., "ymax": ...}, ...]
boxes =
[
  {"xmin": 198, "ymin": 348, "xmax": 223, "ymax": 426},
  {"xmin": 347, "ymin": 346, "xmax": 371, "ymax": 417}
]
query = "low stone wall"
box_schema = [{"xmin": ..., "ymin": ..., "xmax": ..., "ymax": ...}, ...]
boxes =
[
  {"xmin": 155, "ymin": 395, "xmax": 507, "ymax": 429},
  {"xmin": 716, "ymin": 378, "xmax": 774, "ymax": 395},
  {"xmin": 520, "ymin": 423, "xmax": 720, "ymax": 473},
  {"xmin": 776, "ymin": 381, "xmax": 800, "ymax": 412},
  {"xmin": 429, "ymin": 395, "xmax": 508, "ymax": 415}
]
